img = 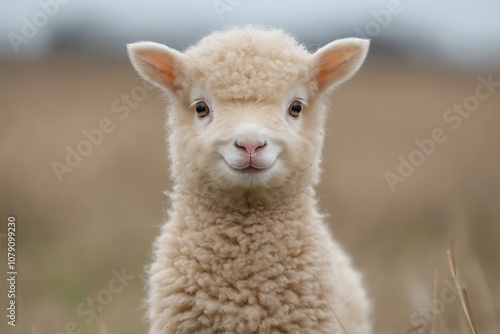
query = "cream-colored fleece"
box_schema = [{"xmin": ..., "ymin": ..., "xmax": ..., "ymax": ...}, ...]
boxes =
[{"xmin": 128, "ymin": 26, "xmax": 371, "ymax": 333}]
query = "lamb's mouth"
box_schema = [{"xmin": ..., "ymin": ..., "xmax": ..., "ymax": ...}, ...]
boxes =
[
  {"xmin": 238, "ymin": 166, "xmax": 267, "ymax": 174},
  {"xmin": 227, "ymin": 161, "xmax": 275, "ymax": 174}
]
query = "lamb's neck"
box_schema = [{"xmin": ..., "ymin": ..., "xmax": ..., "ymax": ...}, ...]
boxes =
[{"xmin": 170, "ymin": 184, "xmax": 319, "ymax": 230}]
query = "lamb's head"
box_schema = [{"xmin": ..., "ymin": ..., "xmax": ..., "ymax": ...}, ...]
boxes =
[{"xmin": 128, "ymin": 27, "xmax": 368, "ymax": 194}]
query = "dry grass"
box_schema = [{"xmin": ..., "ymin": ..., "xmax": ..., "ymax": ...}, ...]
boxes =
[
  {"xmin": 447, "ymin": 245, "xmax": 478, "ymax": 334},
  {"xmin": 95, "ymin": 311, "xmax": 109, "ymax": 334},
  {"xmin": 431, "ymin": 270, "xmax": 439, "ymax": 334},
  {"xmin": 0, "ymin": 54, "xmax": 499, "ymax": 333},
  {"xmin": 398, "ymin": 239, "xmax": 497, "ymax": 334}
]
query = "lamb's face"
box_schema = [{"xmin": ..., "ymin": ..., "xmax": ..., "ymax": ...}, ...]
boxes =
[
  {"xmin": 128, "ymin": 27, "xmax": 369, "ymax": 191},
  {"xmin": 167, "ymin": 84, "xmax": 324, "ymax": 189}
]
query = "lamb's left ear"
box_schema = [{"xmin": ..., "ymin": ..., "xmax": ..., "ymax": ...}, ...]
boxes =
[
  {"xmin": 127, "ymin": 41, "xmax": 185, "ymax": 91},
  {"xmin": 313, "ymin": 38, "xmax": 369, "ymax": 92}
]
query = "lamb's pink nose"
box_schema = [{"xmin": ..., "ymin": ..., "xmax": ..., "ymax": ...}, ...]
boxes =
[{"xmin": 235, "ymin": 139, "xmax": 266, "ymax": 155}]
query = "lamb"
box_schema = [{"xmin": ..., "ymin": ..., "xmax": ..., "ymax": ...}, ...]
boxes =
[{"xmin": 128, "ymin": 26, "xmax": 371, "ymax": 334}]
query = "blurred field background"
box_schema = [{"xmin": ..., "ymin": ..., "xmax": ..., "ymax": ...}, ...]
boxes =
[{"xmin": 1, "ymin": 1, "xmax": 499, "ymax": 333}]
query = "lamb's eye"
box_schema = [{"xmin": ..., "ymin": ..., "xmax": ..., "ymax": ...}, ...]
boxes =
[
  {"xmin": 195, "ymin": 101, "xmax": 209, "ymax": 117},
  {"xmin": 288, "ymin": 100, "xmax": 302, "ymax": 117}
]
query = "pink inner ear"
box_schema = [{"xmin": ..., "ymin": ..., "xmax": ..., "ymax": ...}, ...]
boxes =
[
  {"xmin": 316, "ymin": 45, "xmax": 358, "ymax": 89},
  {"xmin": 138, "ymin": 50, "xmax": 178, "ymax": 87}
]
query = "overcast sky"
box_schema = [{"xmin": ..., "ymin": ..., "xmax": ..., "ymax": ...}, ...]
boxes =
[{"xmin": 2, "ymin": 0, "xmax": 500, "ymax": 68}]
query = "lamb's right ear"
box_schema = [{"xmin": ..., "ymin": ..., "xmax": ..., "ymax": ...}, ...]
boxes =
[{"xmin": 127, "ymin": 42, "xmax": 184, "ymax": 91}]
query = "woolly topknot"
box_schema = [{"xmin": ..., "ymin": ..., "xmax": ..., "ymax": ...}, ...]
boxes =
[{"xmin": 183, "ymin": 26, "xmax": 312, "ymax": 101}]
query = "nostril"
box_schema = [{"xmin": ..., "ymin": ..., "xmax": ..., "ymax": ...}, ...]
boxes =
[{"xmin": 235, "ymin": 140, "xmax": 266, "ymax": 155}]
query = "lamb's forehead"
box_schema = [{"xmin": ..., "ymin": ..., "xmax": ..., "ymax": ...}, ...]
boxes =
[{"xmin": 182, "ymin": 27, "xmax": 314, "ymax": 101}]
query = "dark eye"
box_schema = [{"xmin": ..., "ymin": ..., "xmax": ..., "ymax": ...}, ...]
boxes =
[
  {"xmin": 288, "ymin": 100, "xmax": 302, "ymax": 117},
  {"xmin": 195, "ymin": 101, "xmax": 209, "ymax": 117}
]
